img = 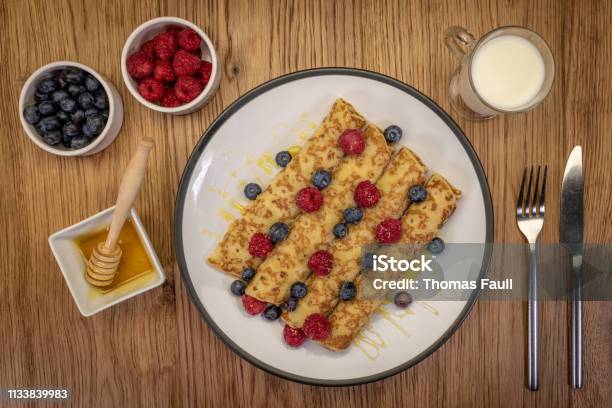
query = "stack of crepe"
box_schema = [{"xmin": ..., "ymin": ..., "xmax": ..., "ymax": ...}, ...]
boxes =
[{"xmin": 208, "ymin": 98, "xmax": 461, "ymax": 351}]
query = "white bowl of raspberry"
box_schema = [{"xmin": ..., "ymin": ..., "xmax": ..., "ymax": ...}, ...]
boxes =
[{"xmin": 121, "ymin": 17, "xmax": 220, "ymax": 115}]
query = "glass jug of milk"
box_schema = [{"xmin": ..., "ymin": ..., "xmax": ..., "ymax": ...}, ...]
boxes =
[{"xmin": 444, "ymin": 26, "xmax": 555, "ymax": 120}]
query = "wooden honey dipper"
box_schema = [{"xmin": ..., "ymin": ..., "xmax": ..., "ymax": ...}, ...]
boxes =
[{"xmin": 85, "ymin": 137, "xmax": 154, "ymax": 287}]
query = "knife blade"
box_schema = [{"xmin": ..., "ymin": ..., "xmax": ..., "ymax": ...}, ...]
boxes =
[
  {"xmin": 560, "ymin": 145, "xmax": 584, "ymax": 389},
  {"xmin": 560, "ymin": 146, "xmax": 584, "ymax": 251}
]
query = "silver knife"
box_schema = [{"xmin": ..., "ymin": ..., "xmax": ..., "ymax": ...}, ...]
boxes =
[{"xmin": 560, "ymin": 145, "xmax": 584, "ymax": 389}]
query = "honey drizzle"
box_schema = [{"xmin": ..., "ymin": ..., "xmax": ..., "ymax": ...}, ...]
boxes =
[
  {"xmin": 354, "ymin": 324, "xmax": 387, "ymax": 361},
  {"xmin": 416, "ymin": 301, "xmax": 439, "ymax": 316}
]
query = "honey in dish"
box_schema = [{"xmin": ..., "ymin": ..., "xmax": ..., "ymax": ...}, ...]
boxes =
[{"xmin": 76, "ymin": 219, "xmax": 153, "ymax": 292}]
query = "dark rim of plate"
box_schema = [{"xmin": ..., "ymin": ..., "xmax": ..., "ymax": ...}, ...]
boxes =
[{"xmin": 173, "ymin": 67, "xmax": 494, "ymax": 387}]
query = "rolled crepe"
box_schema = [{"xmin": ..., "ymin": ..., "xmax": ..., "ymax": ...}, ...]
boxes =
[
  {"xmin": 282, "ymin": 148, "xmax": 427, "ymax": 328},
  {"xmin": 245, "ymin": 125, "xmax": 392, "ymax": 304},
  {"xmin": 208, "ymin": 99, "xmax": 366, "ymax": 276},
  {"xmin": 320, "ymin": 173, "xmax": 462, "ymax": 351}
]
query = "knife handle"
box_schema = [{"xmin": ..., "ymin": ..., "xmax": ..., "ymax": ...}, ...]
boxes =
[
  {"xmin": 571, "ymin": 255, "xmax": 583, "ymax": 389},
  {"xmin": 528, "ymin": 243, "xmax": 539, "ymax": 391}
]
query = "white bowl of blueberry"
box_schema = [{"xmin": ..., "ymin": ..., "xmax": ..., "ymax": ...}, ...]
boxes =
[{"xmin": 19, "ymin": 61, "xmax": 124, "ymax": 156}]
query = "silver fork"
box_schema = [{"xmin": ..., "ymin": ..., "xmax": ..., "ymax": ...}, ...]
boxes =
[{"xmin": 516, "ymin": 164, "xmax": 548, "ymax": 391}]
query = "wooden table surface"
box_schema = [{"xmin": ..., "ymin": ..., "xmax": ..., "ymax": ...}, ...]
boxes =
[{"xmin": 1, "ymin": 0, "xmax": 611, "ymax": 406}]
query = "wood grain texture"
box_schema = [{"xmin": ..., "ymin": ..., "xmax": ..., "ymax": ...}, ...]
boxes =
[{"xmin": 1, "ymin": 0, "xmax": 611, "ymax": 407}]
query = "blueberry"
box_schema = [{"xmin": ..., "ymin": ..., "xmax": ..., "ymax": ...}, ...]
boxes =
[
  {"xmin": 282, "ymin": 297, "xmax": 298, "ymax": 312},
  {"xmin": 408, "ymin": 185, "xmax": 427, "ymax": 203},
  {"xmin": 61, "ymin": 68, "xmax": 85, "ymax": 84},
  {"xmin": 35, "ymin": 91, "xmax": 50, "ymax": 102},
  {"xmin": 58, "ymin": 110, "xmax": 72, "ymax": 123},
  {"xmin": 84, "ymin": 108, "xmax": 99, "ymax": 117},
  {"xmin": 275, "ymin": 150, "xmax": 292, "ymax": 167},
  {"xmin": 268, "ymin": 222, "xmax": 289, "ymax": 243},
  {"xmin": 42, "ymin": 131, "xmax": 61, "ymax": 146},
  {"xmin": 100, "ymin": 109, "xmax": 109, "ymax": 119},
  {"xmin": 23, "ymin": 106, "xmax": 40, "ymax": 124},
  {"xmin": 241, "ymin": 267, "xmax": 256, "ymax": 282},
  {"xmin": 38, "ymin": 101, "xmax": 58, "ymax": 116},
  {"xmin": 343, "ymin": 207, "xmax": 363, "ymax": 224},
  {"xmin": 394, "ymin": 291, "xmax": 412, "ymax": 308},
  {"xmin": 85, "ymin": 75, "xmax": 101, "ymax": 92},
  {"xmin": 67, "ymin": 84, "xmax": 85, "ymax": 97},
  {"xmin": 361, "ymin": 252, "xmax": 375, "ymax": 270},
  {"xmin": 62, "ymin": 122, "xmax": 81, "ymax": 138},
  {"xmin": 230, "ymin": 280, "xmax": 246, "ymax": 296},
  {"xmin": 262, "ymin": 304, "xmax": 282, "ymax": 321},
  {"xmin": 82, "ymin": 115, "xmax": 105, "ymax": 137},
  {"xmin": 37, "ymin": 116, "xmax": 61, "ymax": 132},
  {"xmin": 70, "ymin": 109, "xmax": 85, "ymax": 123},
  {"xmin": 70, "ymin": 136, "xmax": 90, "ymax": 149},
  {"xmin": 51, "ymin": 90, "xmax": 69, "ymax": 102},
  {"xmin": 55, "ymin": 75, "xmax": 67, "ymax": 89},
  {"xmin": 244, "ymin": 183, "xmax": 262, "ymax": 200},
  {"xmin": 59, "ymin": 98, "xmax": 77, "ymax": 113},
  {"xmin": 61, "ymin": 131, "xmax": 73, "ymax": 144},
  {"xmin": 77, "ymin": 92, "xmax": 95, "ymax": 109},
  {"xmin": 333, "ymin": 222, "xmax": 348, "ymax": 238},
  {"xmin": 37, "ymin": 78, "xmax": 59, "ymax": 94},
  {"xmin": 82, "ymin": 124, "xmax": 95, "ymax": 138},
  {"xmin": 93, "ymin": 90, "xmax": 108, "ymax": 109},
  {"xmin": 290, "ymin": 282, "xmax": 308, "ymax": 299},
  {"xmin": 339, "ymin": 281, "xmax": 357, "ymax": 301},
  {"xmin": 312, "ymin": 169, "xmax": 332, "ymax": 189},
  {"xmin": 427, "ymin": 237, "xmax": 445, "ymax": 254},
  {"xmin": 383, "ymin": 125, "xmax": 403, "ymax": 144}
]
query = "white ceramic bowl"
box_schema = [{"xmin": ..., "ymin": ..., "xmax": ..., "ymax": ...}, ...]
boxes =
[
  {"xmin": 48, "ymin": 207, "xmax": 165, "ymax": 316},
  {"xmin": 19, "ymin": 61, "xmax": 124, "ymax": 156},
  {"xmin": 174, "ymin": 70, "xmax": 493, "ymax": 384},
  {"xmin": 121, "ymin": 16, "xmax": 221, "ymax": 115}
]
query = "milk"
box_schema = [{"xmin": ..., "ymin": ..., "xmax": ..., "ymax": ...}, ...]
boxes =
[{"xmin": 470, "ymin": 35, "xmax": 546, "ymax": 111}]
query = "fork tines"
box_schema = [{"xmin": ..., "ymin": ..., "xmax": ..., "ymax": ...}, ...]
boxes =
[{"xmin": 517, "ymin": 165, "xmax": 548, "ymax": 218}]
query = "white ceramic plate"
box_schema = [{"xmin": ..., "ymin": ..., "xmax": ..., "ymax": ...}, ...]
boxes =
[{"xmin": 174, "ymin": 68, "xmax": 493, "ymax": 385}]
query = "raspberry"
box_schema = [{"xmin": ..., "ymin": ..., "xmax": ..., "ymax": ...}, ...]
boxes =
[
  {"xmin": 354, "ymin": 181, "xmax": 380, "ymax": 208},
  {"xmin": 200, "ymin": 60, "xmax": 213, "ymax": 86},
  {"xmin": 338, "ymin": 129, "xmax": 365, "ymax": 155},
  {"xmin": 138, "ymin": 78, "xmax": 165, "ymax": 102},
  {"xmin": 248, "ymin": 232, "xmax": 273, "ymax": 258},
  {"xmin": 174, "ymin": 76, "xmax": 204, "ymax": 102},
  {"xmin": 177, "ymin": 28, "xmax": 201, "ymax": 51},
  {"xmin": 153, "ymin": 32, "xmax": 177, "ymax": 60},
  {"xmin": 376, "ymin": 218, "xmax": 402, "ymax": 243},
  {"xmin": 140, "ymin": 39, "xmax": 156, "ymax": 58},
  {"xmin": 160, "ymin": 88, "xmax": 181, "ymax": 107},
  {"xmin": 173, "ymin": 49, "xmax": 201, "ymax": 77},
  {"xmin": 153, "ymin": 60, "xmax": 176, "ymax": 82},
  {"xmin": 303, "ymin": 313, "xmax": 331, "ymax": 341},
  {"xmin": 126, "ymin": 52, "xmax": 153, "ymax": 79},
  {"xmin": 308, "ymin": 250, "xmax": 334, "ymax": 276},
  {"xmin": 165, "ymin": 24, "xmax": 184, "ymax": 37},
  {"xmin": 242, "ymin": 294, "xmax": 267, "ymax": 315},
  {"xmin": 283, "ymin": 324, "xmax": 307, "ymax": 347},
  {"xmin": 296, "ymin": 187, "xmax": 323, "ymax": 212},
  {"xmin": 190, "ymin": 48, "xmax": 203, "ymax": 58}
]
